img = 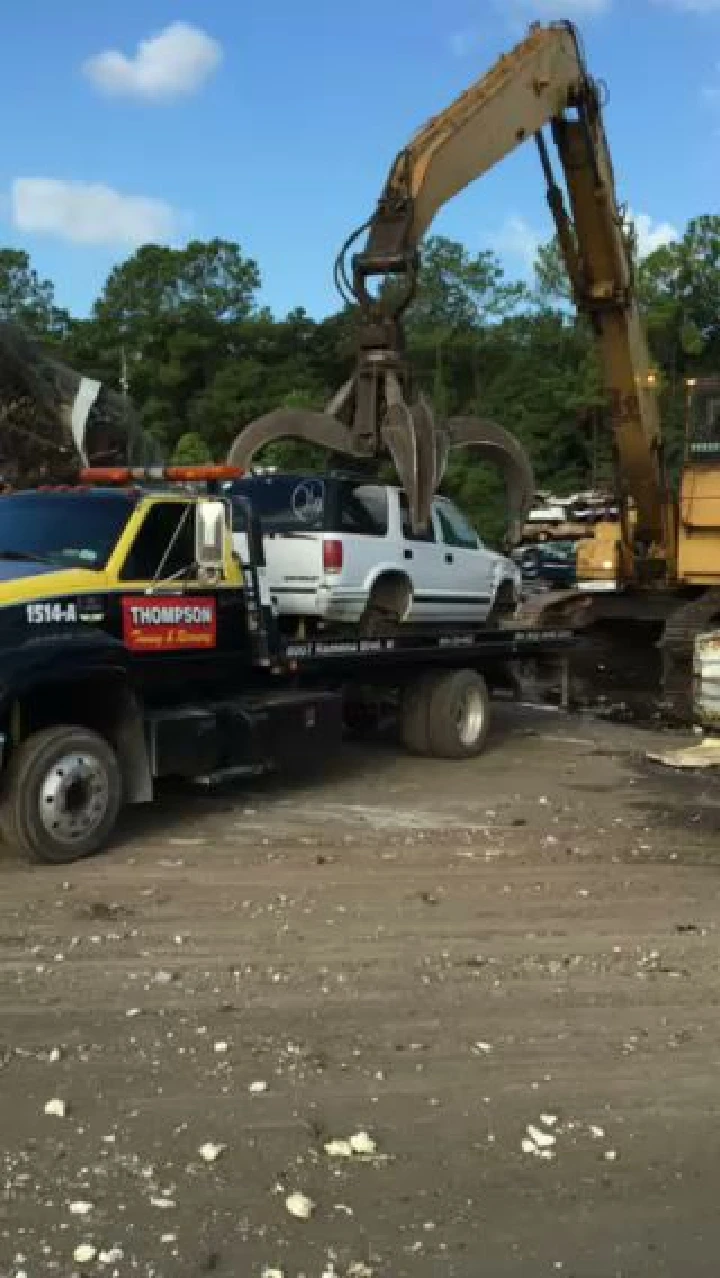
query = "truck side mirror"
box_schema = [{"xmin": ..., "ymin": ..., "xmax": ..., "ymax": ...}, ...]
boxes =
[{"xmin": 196, "ymin": 500, "xmax": 227, "ymax": 572}]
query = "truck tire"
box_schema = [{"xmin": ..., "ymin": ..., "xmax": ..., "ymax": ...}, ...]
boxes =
[
  {"xmin": 400, "ymin": 671, "xmax": 444, "ymax": 755},
  {"xmin": 0, "ymin": 726, "xmax": 122, "ymax": 864},
  {"xmin": 426, "ymin": 668, "xmax": 490, "ymax": 759}
]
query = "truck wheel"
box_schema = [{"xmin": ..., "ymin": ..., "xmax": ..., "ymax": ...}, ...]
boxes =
[
  {"xmin": 400, "ymin": 671, "xmax": 444, "ymax": 755},
  {"xmin": 426, "ymin": 669, "xmax": 490, "ymax": 758},
  {"xmin": 0, "ymin": 726, "xmax": 122, "ymax": 864}
]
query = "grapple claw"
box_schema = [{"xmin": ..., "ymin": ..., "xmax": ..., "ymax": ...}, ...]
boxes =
[
  {"xmin": 228, "ymin": 398, "xmax": 534, "ymax": 548},
  {"xmin": 227, "ymin": 407, "xmax": 360, "ymax": 470},
  {"xmin": 443, "ymin": 416, "xmax": 535, "ymax": 546},
  {"xmin": 381, "ymin": 394, "xmax": 444, "ymax": 533},
  {"xmin": 228, "ymin": 359, "xmax": 534, "ymax": 549}
]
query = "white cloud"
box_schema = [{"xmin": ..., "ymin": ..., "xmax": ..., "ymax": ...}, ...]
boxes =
[
  {"xmin": 82, "ymin": 21, "xmax": 222, "ymax": 102},
  {"xmin": 11, "ymin": 178, "xmax": 177, "ymax": 247},
  {"xmin": 490, "ymin": 215, "xmax": 543, "ymax": 270},
  {"xmin": 488, "ymin": 211, "xmax": 677, "ymax": 271},
  {"xmin": 629, "ymin": 211, "xmax": 679, "ymax": 258}
]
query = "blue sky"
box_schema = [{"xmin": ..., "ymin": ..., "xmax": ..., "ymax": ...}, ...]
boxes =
[{"xmin": 1, "ymin": 0, "xmax": 718, "ymax": 319}]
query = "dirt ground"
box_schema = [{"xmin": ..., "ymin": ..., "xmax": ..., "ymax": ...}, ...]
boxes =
[{"xmin": 2, "ymin": 705, "xmax": 720, "ymax": 1278}]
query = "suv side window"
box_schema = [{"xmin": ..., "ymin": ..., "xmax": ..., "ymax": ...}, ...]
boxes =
[
  {"xmin": 120, "ymin": 502, "xmax": 196, "ymax": 581},
  {"xmin": 338, "ymin": 483, "xmax": 388, "ymax": 536},
  {"xmin": 435, "ymin": 500, "xmax": 479, "ymax": 550},
  {"xmin": 399, "ymin": 492, "xmax": 436, "ymax": 543}
]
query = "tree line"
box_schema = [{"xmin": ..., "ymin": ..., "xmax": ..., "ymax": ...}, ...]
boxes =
[{"xmin": 2, "ymin": 213, "xmax": 719, "ymax": 543}]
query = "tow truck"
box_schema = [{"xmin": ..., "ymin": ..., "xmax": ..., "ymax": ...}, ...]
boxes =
[{"xmin": 0, "ymin": 466, "xmax": 571, "ymax": 863}]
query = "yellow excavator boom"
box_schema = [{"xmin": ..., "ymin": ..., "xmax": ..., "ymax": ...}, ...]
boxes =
[{"xmin": 369, "ymin": 24, "xmax": 584, "ymax": 246}]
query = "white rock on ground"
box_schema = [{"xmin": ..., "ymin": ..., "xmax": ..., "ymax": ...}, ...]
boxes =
[
  {"xmin": 324, "ymin": 1139, "xmax": 354, "ymax": 1158},
  {"xmin": 99, "ymin": 1247, "xmax": 124, "ymax": 1264},
  {"xmin": 198, "ymin": 1142, "xmax": 226, "ymax": 1162},
  {"xmin": 285, "ymin": 1191, "xmax": 314, "ymax": 1219},
  {"xmin": 73, "ymin": 1243, "xmax": 97, "ymax": 1264},
  {"xmin": 68, "ymin": 1201, "xmax": 93, "ymax": 1216},
  {"xmin": 44, "ymin": 1098, "xmax": 67, "ymax": 1118},
  {"xmin": 349, "ymin": 1131, "xmax": 377, "ymax": 1156},
  {"xmin": 527, "ymin": 1124, "xmax": 556, "ymax": 1150}
]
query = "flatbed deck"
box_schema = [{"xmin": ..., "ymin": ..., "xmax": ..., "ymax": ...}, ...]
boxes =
[{"xmin": 279, "ymin": 624, "xmax": 572, "ymax": 673}]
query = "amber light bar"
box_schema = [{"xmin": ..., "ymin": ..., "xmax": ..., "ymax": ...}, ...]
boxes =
[{"xmin": 80, "ymin": 465, "xmax": 244, "ymax": 485}]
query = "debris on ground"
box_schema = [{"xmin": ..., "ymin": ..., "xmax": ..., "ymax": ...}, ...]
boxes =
[
  {"xmin": 198, "ymin": 1141, "xmax": 226, "ymax": 1162},
  {"xmin": 285, "ymin": 1191, "xmax": 315, "ymax": 1220},
  {"xmin": 72, "ymin": 1243, "xmax": 97, "ymax": 1265},
  {"xmin": 68, "ymin": 1201, "xmax": 94, "ymax": 1216},
  {"xmin": 43, "ymin": 1098, "xmax": 67, "ymax": 1118},
  {"xmin": 647, "ymin": 738, "xmax": 720, "ymax": 769}
]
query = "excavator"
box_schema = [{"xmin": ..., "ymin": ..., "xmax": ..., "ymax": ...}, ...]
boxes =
[{"xmin": 228, "ymin": 19, "xmax": 720, "ymax": 708}]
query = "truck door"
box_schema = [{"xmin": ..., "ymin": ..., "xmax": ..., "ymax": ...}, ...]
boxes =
[{"xmin": 115, "ymin": 500, "xmax": 245, "ymax": 657}]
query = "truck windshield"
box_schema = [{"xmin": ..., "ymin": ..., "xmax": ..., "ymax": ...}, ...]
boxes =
[{"xmin": 0, "ymin": 492, "xmax": 134, "ymax": 570}]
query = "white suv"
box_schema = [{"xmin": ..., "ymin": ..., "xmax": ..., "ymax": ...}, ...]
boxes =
[{"xmin": 229, "ymin": 473, "xmax": 522, "ymax": 633}]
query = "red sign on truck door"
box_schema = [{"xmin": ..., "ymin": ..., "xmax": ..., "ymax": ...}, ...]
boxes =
[{"xmin": 122, "ymin": 596, "xmax": 217, "ymax": 651}]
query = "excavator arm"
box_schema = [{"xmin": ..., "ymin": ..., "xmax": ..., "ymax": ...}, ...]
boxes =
[
  {"xmin": 353, "ymin": 22, "xmax": 585, "ymax": 290},
  {"xmin": 229, "ymin": 20, "xmax": 668, "ymax": 558}
]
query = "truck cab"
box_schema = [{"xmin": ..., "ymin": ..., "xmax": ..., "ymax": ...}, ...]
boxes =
[
  {"xmin": 0, "ymin": 482, "xmax": 264, "ymax": 678},
  {"xmin": 0, "ymin": 472, "xmax": 335, "ymax": 864}
]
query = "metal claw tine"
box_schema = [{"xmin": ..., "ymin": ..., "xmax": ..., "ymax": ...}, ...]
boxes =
[
  {"xmin": 382, "ymin": 400, "xmax": 419, "ymax": 522},
  {"xmin": 444, "ymin": 415, "xmax": 535, "ymax": 545},
  {"xmin": 228, "ymin": 408, "xmax": 360, "ymax": 470}
]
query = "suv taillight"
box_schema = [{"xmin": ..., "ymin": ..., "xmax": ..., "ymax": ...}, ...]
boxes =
[{"xmin": 323, "ymin": 538, "xmax": 343, "ymax": 574}]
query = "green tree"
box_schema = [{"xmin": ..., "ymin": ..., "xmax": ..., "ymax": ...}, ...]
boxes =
[
  {"xmin": 85, "ymin": 240, "xmax": 262, "ymax": 454},
  {"xmin": 0, "ymin": 249, "xmax": 70, "ymax": 337},
  {"xmin": 95, "ymin": 239, "xmax": 261, "ymax": 335},
  {"xmin": 408, "ymin": 236, "xmax": 525, "ymax": 333},
  {"xmin": 533, "ymin": 237, "xmax": 571, "ymax": 307},
  {"xmin": 172, "ymin": 431, "xmax": 212, "ymax": 464}
]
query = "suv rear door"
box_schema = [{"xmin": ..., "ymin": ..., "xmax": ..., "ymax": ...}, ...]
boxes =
[
  {"xmin": 397, "ymin": 491, "xmax": 450, "ymax": 623},
  {"xmin": 432, "ymin": 497, "xmax": 493, "ymax": 620}
]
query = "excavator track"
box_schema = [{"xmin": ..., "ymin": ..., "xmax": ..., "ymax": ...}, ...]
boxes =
[{"xmin": 659, "ymin": 589, "xmax": 720, "ymax": 719}]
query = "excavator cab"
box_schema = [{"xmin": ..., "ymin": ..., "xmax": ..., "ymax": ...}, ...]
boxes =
[
  {"xmin": 677, "ymin": 378, "xmax": 720, "ymax": 585},
  {"xmin": 685, "ymin": 378, "xmax": 720, "ymax": 461}
]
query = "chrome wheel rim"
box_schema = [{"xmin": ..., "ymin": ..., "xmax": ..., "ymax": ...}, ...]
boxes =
[
  {"xmin": 457, "ymin": 687, "xmax": 485, "ymax": 746},
  {"xmin": 39, "ymin": 752, "xmax": 110, "ymax": 844}
]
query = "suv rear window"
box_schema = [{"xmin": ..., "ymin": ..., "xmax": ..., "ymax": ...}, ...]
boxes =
[
  {"xmin": 336, "ymin": 482, "xmax": 388, "ymax": 536},
  {"xmin": 230, "ymin": 476, "xmax": 326, "ymax": 533},
  {"xmin": 229, "ymin": 476, "xmax": 388, "ymax": 538}
]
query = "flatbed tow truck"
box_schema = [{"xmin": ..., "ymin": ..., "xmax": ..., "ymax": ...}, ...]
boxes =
[{"xmin": 0, "ymin": 466, "xmax": 571, "ymax": 863}]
